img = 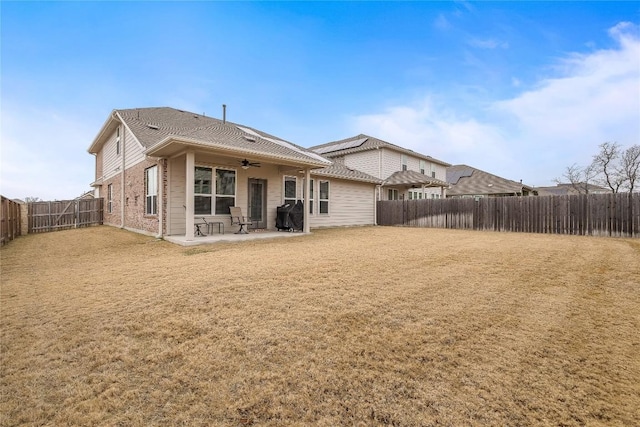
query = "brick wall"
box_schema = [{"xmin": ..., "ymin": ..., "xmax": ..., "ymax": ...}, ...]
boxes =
[
  {"xmin": 123, "ymin": 160, "xmax": 161, "ymax": 234},
  {"xmin": 102, "ymin": 175, "xmax": 122, "ymax": 226},
  {"xmin": 102, "ymin": 159, "xmax": 161, "ymax": 235}
]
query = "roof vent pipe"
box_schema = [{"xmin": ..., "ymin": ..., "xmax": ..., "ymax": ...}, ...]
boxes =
[{"xmin": 222, "ymin": 104, "xmax": 226, "ymax": 124}]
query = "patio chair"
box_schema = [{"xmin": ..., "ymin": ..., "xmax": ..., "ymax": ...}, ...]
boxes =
[
  {"xmin": 229, "ymin": 207, "xmax": 254, "ymax": 234},
  {"xmin": 194, "ymin": 217, "xmax": 208, "ymax": 236}
]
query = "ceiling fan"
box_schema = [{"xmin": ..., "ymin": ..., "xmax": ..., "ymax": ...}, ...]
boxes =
[{"xmin": 240, "ymin": 159, "xmax": 261, "ymax": 169}]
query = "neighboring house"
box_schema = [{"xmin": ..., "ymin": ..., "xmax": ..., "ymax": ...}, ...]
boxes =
[
  {"xmin": 535, "ymin": 183, "xmax": 611, "ymax": 196},
  {"xmin": 446, "ymin": 164, "xmax": 535, "ymax": 199},
  {"xmin": 310, "ymin": 134, "xmax": 450, "ymax": 201},
  {"xmin": 77, "ymin": 191, "xmax": 95, "ymax": 200},
  {"xmin": 87, "ymin": 107, "xmax": 381, "ymax": 240}
]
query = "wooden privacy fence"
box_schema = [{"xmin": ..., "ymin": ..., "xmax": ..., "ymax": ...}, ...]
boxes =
[
  {"xmin": 377, "ymin": 193, "xmax": 640, "ymax": 238},
  {"xmin": 28, "ymin": 199, "xmax": 104, "ymax": 234},
  {"xmin": 1, "ymin": 196, "xmax": 22, "ymax": 246}
]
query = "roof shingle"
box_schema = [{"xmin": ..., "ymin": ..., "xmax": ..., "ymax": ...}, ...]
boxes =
[{"xmin": 113, "ymin": 107, "xmax": 330, "ymax": 166}]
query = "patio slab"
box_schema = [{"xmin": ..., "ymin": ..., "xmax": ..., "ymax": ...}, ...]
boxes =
[{"xmin": 163, "ymin": 230, "xmax": 307, "ymax": 246}]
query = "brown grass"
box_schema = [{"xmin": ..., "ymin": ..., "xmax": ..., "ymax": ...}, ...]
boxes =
[{"xmin": 1, "ymin": 226, "xmax": 639, "ymax": 426}]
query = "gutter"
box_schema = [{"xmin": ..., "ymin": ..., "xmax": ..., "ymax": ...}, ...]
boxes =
[{"xmin": 146, "ymin": 136, "xmax": 332, "ymax": 169}]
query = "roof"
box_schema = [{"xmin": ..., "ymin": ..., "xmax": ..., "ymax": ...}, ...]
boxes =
[
  {"xmin": 535, "ymin": 183, "xmax": 612, "ymax": 196},
  {"xmin": 88, "ymin": 107, "xmax": 331, "ymax": 168},
  {"xmin": 309, "ymin": 134, "xmax": 450, "ymax": 166},
  {"xmin": 383, "ymin": 170, "xmax": 448, "ymax": 187},
  {"xmin": 312, "ymin": 162, "xmax": 382, "ymax": 184},
  {"xmin": 447, "ymin": 164, "xmax": 533, "ymax": 196}
]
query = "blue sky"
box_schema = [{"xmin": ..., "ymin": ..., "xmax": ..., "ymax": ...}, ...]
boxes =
[{"xmin": 2, "ymin": 1, "xmax": 639, "ymax": 200}]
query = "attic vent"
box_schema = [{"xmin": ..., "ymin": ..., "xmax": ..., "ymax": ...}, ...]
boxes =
[
  {"xmin": 243, "ymin": 136, "xmax": 256, "ymax": 142},
  {"xmin": 147, "ymin": 124, "xmax": 159, "ymax": 130}
]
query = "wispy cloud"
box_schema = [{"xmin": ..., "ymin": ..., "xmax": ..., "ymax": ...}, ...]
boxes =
[
  {"xmin": 434, "ymin": 13, "xmax": 451, "ymax": 31},
  {"xmin": 349, "ymin": 22, "xmax": 640, "ymax": 186},
  {"xmin": 468, "ymin": 38, "xmax": 509, "ymax": 49}
]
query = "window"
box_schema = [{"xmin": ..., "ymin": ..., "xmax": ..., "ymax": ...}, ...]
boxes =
[
  {"xmin": 145, "ymin": 166, "xmax": 158, "ymax": 215},
  {"xmin": 116, "ymin": 127, "xmax": 120, "ymax": 155},
  {"xmin": 401, "ymin": 154, "xmax": 408, "ymax": 171},
  {"xmin": 388, "ymin": 189, "xmax": 399, "ymax": 200},
  {"xmin": 107, "ymin": 184, "xmax": 113, "ymax": 213},
  {"xmin": 420, "ymin": 160, "xmax": 426, "ymax": 175},
  {"xmin": 194, "ymin": 166, "xmax": 212, "ymax": 215},
  {"xmin": 319, "ymin": 181, "xmax": 329, "ymax": 214},
  {"xmin": 308, "ymin": 179, "xmax": 314, "ymax": 214},
  {"xmin": 215, "ymin": 168, "xmax": 236, "ymax": 215},
  {"xmin": 194, "ymin": 166, "xmax": 236, "ymax": 215},
  {"xmin": 431, "ymin": 164, "xmax": 436, "ymax": 178},
  {"xmin": 284, "ymin": 176, "xmax": 297, "ymax": 205}
]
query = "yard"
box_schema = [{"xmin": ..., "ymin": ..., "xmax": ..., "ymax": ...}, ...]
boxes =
[{"xmin": 1, "ymin": 226, "xmax": 639, "ymax": 426}]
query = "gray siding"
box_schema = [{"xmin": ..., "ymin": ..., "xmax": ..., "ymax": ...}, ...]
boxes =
[
  {"xmin": 343, "ymin": 150, "xmax": 381, "ymax": 178},
  {"xmin": 168, "ymin": 155, "xmax": 186, "ymax": 235},
  {"xmin": 102, "ymin": 128, "xmax": 121, "ymax": 181},
  {"xmin": 309, "ymin": 179, "xmax": 376, "ymax": 228}
]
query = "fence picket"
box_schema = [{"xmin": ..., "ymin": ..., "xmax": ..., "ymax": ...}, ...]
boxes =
[
  {"xmin": 377, "ymin": 193, "xmax": 639, "ymax": 238},
  {"xmin": 27, "ymin": 199, "xmax": 103, "ymax": 233}
]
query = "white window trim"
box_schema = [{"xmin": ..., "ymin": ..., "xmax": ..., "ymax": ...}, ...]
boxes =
[
  {"xmin": 309, "ymin": 178, "xmax": 314, "ymax": 215},
  {"xmin": 194, "ymin": 165, "xmax": 237, "ymax": 216},
  {"xmin": 116, "ymin": 127, "xmax": 121, "ymax": 155},
  {"xmin": 145, "ymin": 165, "xmax": 158, "ymax": 216},
  {"xmin": 107, "ymin": 184, "xmax": 113, "ymax": 213},
  {"xmin": 319, "ymin": 180, "xmax": 329, "ymax": 215},
  {"xmin": 284, "ymin": 175, "xmax": 297, "ymax": 205}
]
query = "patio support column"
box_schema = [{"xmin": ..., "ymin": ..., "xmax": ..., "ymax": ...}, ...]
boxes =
[
  {"xmin": 157, "ymin": 159, "xmax": 164, "ymax": 238},
  {"xmin": 304, "ymin": 168, "xmax": 311, "ymax": 233},
  {"xmin": 185, "ymin": 151, "xmax": 195, "ymax": 240}
]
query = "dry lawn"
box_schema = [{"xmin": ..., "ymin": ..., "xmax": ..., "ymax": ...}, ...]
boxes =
[{"xmin": 1, "ymin": 226, "xmax": 639, "ymax": 426}]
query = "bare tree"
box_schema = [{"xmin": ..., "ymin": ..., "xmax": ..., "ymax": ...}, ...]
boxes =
[
  {"xmin": 619, "ymin": 144, "xmax": 640, "ymax": 193},
  {"xmin": 555, "ymin": 163, "xmax": 598, "ymax": 194},
  {"xmin": 24, "ymin": 196, "xmax": 41, "ymax": 203},
  {"xmin": 591, "ymin": 142, "xmax": 624, "ymax": 193}
]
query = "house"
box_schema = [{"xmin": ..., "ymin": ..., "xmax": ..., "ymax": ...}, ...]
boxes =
[
  {"xmin": 310, "ymin": 134, "xmax": 450, "ymax": 201},
  {"xmin": 446, "ymin": 164, "xmax": 535, "ymax": 199},
  {"xmin": 87, "ymin": 107, "xmax": 381, "ymax": 241},
  {"xmin": 534, "ymin": 183, "xmax": 611, "ymax": 196}
]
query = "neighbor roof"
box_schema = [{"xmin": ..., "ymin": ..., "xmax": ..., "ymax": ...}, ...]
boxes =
[
  {"xmin": 310, "ymin": 134, "xmax": 450, "ymax": 166},
  {"xmin": 447, "ymin": 164, "xmax": 533, "ymax": 196},
  {"xmin": 88, "ymin": 107, "xmax": 331, "ymax": 167},
  {"xmin": 535, "ymin": 183, "xmax": 611, "ymax": 196},
  {"xmin": 383, "ymin": 170, "xmax": 448, "ymax": 187}
]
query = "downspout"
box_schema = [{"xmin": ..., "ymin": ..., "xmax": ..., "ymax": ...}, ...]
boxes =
[
  {"xmin": 120, "ymin": 123, "xmax": 126, "ymax": 228},
  {"xmin": 374, "ymin": 185, "xmax": 379, "ymax": 225}
]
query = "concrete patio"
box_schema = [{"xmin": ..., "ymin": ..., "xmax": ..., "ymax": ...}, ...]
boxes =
[{"xmin": 163, "ymin": 229, "xmax": 308, "ymax": 246}]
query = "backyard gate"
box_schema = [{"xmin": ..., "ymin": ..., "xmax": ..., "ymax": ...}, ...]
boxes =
[{"xmin": 28, "ymin": 199, "xmax": 103, "ymax": 233}]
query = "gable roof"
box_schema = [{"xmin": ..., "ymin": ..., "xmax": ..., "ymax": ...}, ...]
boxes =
[
  {"xmin": 88, "ymin": 107, "xmax": 331, "ymax": 168},
  {"xmin": 535, "ymin": 183, "xmax": 611, "ymax": 196},
  {"xmin": 383, "ymin": 170, "xmax": 448, "ymax": 187},
  {"xmin": 447, "ymin": 164, "xmax": 533, "ymax": 196},
  {"xmin": 309, "ymin": 134, "xmax": 450, "ymax": 166},
  {"xmin": 312, "ymin": 162, "xmax": 382, "ymax": 184}
]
